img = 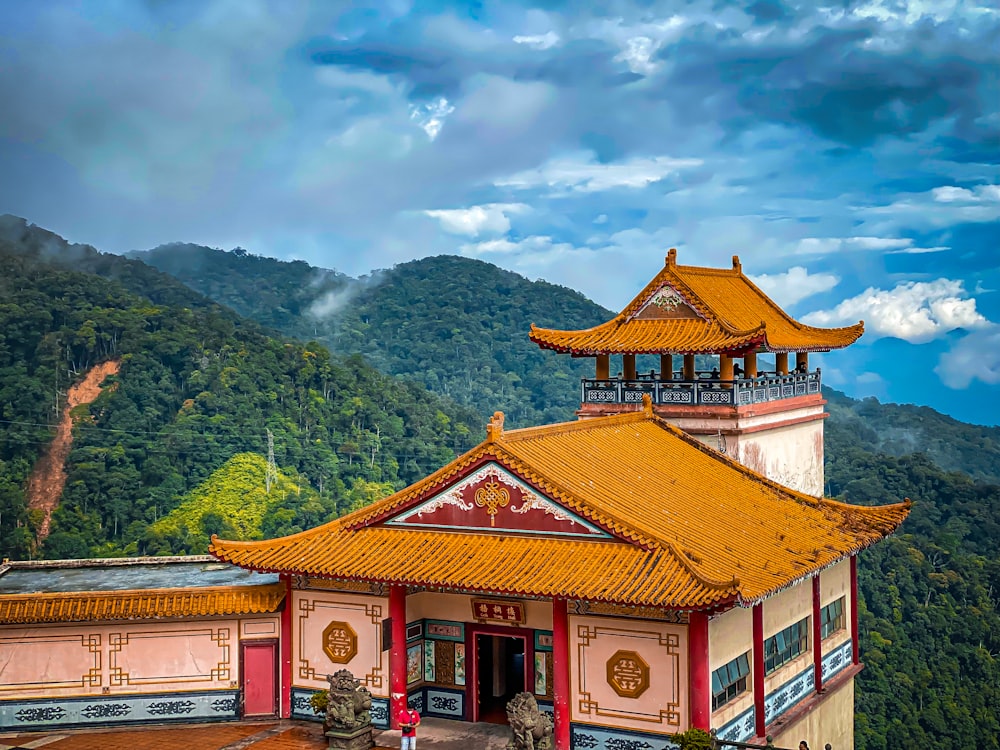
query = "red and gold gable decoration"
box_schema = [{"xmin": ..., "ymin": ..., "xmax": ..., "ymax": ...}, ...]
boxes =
[
  {"xmin": 383, "ymin": 462, "xmax": 610, "ymax": 538},
  {"xmin": 632, "ymin": 284, "xmax": 702, "ymax": 321}
]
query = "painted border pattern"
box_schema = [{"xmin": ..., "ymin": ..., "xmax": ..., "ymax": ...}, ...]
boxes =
[
  {"xmin": 820, "ymin": 639, "xmax": 852, "ymax": 682},
  {"xmin": 570, "ymin": 721, "xmax": 680, "ymax": 750},
  {"xmin": 108, "ymin": 628, "xmax": 229, "ymax": 686},
  {"xmin": 0, "ymin": 690, "xmax": 238, "ymax": 731},
  {"xmin": 714, "ymin": 704, "xmax": 756, "ymax": 744},
  {"xmin": 763, "ymin": 665, "xmax": 815, "ymax": 725}
]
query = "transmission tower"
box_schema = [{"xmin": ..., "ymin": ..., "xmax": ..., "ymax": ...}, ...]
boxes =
[{"xmin": 265, "ymin": 429, "xmax": 277, "ymax": 494}]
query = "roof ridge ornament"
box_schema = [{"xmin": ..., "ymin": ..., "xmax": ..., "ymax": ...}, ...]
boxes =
[
  {"xmin": 732, "ymin": 255, "xmax": 741, "ymax": 271},
  {"xmin": 665, "ymin": 247, "xmax": 677, "ymax": 266},
  {"xmin": 641, "ymin": 393, "xmax": 654, "ymax": 416},
  {"xmin": 486, "ymin": 411, "xmax": 505, "ymax": 442}
]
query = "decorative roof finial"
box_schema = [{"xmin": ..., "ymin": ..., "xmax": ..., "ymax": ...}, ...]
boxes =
[
  {"xmin": 666, "ymin": 248, "xmax": 677, "ymax": 267},
  {"xmin": 732, "ymin": 255, "xmax": 741, "ymax": 271},
  {"xmin": 486, "ymin": 411, "xmax": 505, "ymax": 442},
  {"xmin": 641, "ymin": 393, "xmax": 653, "ymax": 416}
]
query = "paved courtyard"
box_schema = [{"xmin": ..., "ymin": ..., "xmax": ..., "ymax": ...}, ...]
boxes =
[{"xmin": 0, "ymin": 718, "xmax": 510, "ymax": 750}]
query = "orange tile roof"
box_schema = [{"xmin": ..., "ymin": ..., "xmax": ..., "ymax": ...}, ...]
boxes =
[
  {"xmin": 0, "ymin": 582, "xmax": 286, "ymax": 624},
  {"xmin": 530, "ymin": 251, "xmax": 864, "ymax": 355},
  {"xmin": 211, "ymin": 405, "xmax": 908, "ymax": 609}
]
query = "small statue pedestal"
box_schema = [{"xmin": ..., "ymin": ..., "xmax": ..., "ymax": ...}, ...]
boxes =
[{"xmin": 325, "ymin": 725, "xmax": 374, "ymax": 750}]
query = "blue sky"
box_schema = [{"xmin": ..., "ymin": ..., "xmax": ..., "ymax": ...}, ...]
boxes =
[{"xmin": 1, "ymin": 1, "xmax": 998, "ymax": 425}]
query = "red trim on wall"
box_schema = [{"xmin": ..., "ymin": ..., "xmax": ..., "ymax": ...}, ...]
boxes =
[
  {"xmin": 552, "ymin": 598, "xmax": 571, "ymax": 750},
  {"xmin": 812, "ymin": 575, "xmax": 823, "ymax": 693},
  {"xmin": 278, "ymin": 574, "xmax": 292, "ymax": 719},
  {"xmin": 850, "ymin": 555, "xmax": 859, "ymax": 665},
  {"xmin": 390, "ymin": 584, "xmax": 407, "ymax": 730},
  {"xmin": 752, "ymin": 603, "xmax": 765, "ymax": 738},
  {"xmin": 688, "ymin": 611, "xmax": 710, "ymax": 730}
]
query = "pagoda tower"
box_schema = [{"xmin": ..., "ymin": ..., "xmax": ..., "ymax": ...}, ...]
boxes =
[{"xmin": 529, "ymin": 249, "xmax": 863, "ymax": 496}]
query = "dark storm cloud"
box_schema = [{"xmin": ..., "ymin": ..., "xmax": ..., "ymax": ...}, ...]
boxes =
[{"xmin": 661, "ymin": 15, "xmax": 997, "ymax": 149}]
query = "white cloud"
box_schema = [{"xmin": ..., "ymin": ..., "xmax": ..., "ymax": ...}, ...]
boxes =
[
  {"xmin": 459, "ymin": 234, "xmax": 574, "ymax": 257},
  {"xmin": 802, "ymin": 278, "xmax": 991, "ymax": 343},
  {"xmin": 863, "ymin": 183, "xmax": 1000, "ymax": 229},
  {"xmin": 749, "ymin": 266, "xmax": 841, "ymax": 307},
  {"xmin": 615, "ymin": 36, "xmax": 659, "ymax": 75},
  {"xmin": 409, "ymin": 97, "xmax": 455, "ymax": 140},
  {"xmin": 935, "ymin": 326, "xmax": 1000, "ymax": 388},
  {"xmin": 512, "ymin": 31, "xmax": 560, "ymax": 50},
  {"xmin": 495, "ymin": 152, "xmax": 702, "ymax": 193},
  {"xmin": 424, "ymin": 203, "xmax": 529, "ymax": 237},
  {"xmin": 794, "ymin": 236, "xmax": 914, "ymax": 254}
]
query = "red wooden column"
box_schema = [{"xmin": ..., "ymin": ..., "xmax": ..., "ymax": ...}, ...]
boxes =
[
  {"xmin": 752, "ymin": 603, "xmax": 765, "ymax": 738},
  {"xmin": 850, "ymin": 555, "xmax": 860, "ymax": 665},
  {"xmin": 279, "ymin": 574, "xmax": 293, "ymax": 718},
  {"xmin": 552, "ymin": 597, "xmax": 571, "ymax": 750},
  {"xmin": 812, "ymin": 575, "xmax": 823, "ymax": 693},
  {"xmin": 389, "ymin": 584, "xmax": 407, "ymax": 729},
  {"xmin": 688, "ymin": 611, "xmax": 710, "ymax": 730}
]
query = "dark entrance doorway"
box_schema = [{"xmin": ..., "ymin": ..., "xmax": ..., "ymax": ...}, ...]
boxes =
[{"xmin": 467, "ymin": 625, "xmax": 534, "ymax": 724}]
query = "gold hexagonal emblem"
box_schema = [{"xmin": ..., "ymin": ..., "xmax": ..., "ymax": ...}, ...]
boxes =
[
  {"xmin": 322, "ymin": 621, "xmax": 358, "ymax": 664},
  {"xmin": 606, "ymin": 649, "xmax": 650, "ymax": 698}
]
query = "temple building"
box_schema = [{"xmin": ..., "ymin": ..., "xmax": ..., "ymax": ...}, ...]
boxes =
[{"xmin": 0, "ymin": 252, "xmax": 908, "ymax": 749}]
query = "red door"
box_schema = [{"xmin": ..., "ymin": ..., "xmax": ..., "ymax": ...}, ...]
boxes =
[{"xmin": 241, "ymin": 640, "xmax": 278, "ymax": 717}]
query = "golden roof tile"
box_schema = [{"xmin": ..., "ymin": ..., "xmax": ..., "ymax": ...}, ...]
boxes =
[
  {"xmin": 211, "ymin": 405, "xmax": 908, "ymax": 609},
  {"xmin": 0, "ymin": 582, "xmax": 286, "ymax": 625},
  {"xmin": 530, "ymin": 251, "xmax": 864, "ymax": 355}
]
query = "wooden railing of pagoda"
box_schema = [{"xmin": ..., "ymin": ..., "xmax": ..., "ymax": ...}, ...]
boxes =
[{"xmin": 580, "ymin": 371, "xmax": 822, "ymax": 408}]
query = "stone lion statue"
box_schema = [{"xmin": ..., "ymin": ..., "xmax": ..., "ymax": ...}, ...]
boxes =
[
  {"xmin": 324, "ymin": 669, "xmax": 373, "ymax": 732},
  {"xmin": 506, "ymin": 692, "xmax": 554, "ymax": 750}
]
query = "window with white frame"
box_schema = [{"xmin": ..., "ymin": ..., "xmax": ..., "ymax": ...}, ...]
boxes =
[
  {"xmin": 711, "ymin": 652, "xmax": 751, "ymax": 710},
  {"xmin": 764, "ymin": 617, "xmax": 809, "ymax": 674},
  {"xmin": 821, "ymin": 597, "xmax": 846, "ymax": 639}
]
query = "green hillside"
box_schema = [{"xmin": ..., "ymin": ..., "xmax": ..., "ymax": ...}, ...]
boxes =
[{"xmin": 0, "ymin": 225, "xmax": 480, "ymax": 560}]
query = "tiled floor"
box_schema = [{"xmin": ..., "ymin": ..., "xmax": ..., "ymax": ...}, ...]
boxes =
[
  {"xmin": 0, "ymin": 717, "xmax": 510, "ymax": 750},
  {"xmin": 0, "ymin": 721, "xmax": 395, "ymax": 750}
]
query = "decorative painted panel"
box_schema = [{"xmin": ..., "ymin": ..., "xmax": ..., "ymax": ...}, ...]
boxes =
[
  {"xmin": 606, "ymin": 651, "xmax": 650, "ymax": 699},
  {"xmin": 570, "ymin": 721, "xmax": 680, "ymax": 750},
  {"xmin": 294, "ymin": 591, "xmax": 385, "ymax": 693},
  {"xmin": 385, "ymin": 463, "xmax": 610, "ymax": 539},
  {"xmin": 291, "ymin": 688, "xmax": 389, "ymax": 729},
  {"xmin": 0, "ymin": 690, "xmax": 238, "ymax": 731},
  {"xmin": 425, "ymin": 688, "xmax": 464, "ymax": 719},
  {"xmin": 425, "ymin": 620, "xmax": 464, "ymax": 641},
  {"xmin": 820, "ymin": 640, "xmax": 852, "ymax": 682},
  {"xmin": 764, "ymin": 666, "xmax": 815, "ymax": 725},
  {"xmin": 322, "ymin": 621, "xmax": 358, "ymax": 664},
  {"xmin": 407, "ymin": 643, "xmax": 423, "ymax": 685},
  {"xmin": 109, "ymin": 627, "xmax": 229, "ymax": 686},
  {"xmin": 424, "ymin": 639, "xmax": 436, "ymax": 682},
  {"xmin": 0, "ymin": 633, "xmax": 101, "ymax": 692},
  {"xmin": 455, "ymin": 643, "xmax": 466, "ymax": 686},
  {"xmin": 567, "ymin": 602, "xmax": 689, "ymax": 624},
  {"xmin": 571, "ymin": 616, "xmax": 686, "ymax": 733},
  {"xmin": 535, "ymin": 631, "xmax": 554, "ymax": 652}
]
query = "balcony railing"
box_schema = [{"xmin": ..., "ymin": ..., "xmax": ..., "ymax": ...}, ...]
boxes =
[{"xmin": 580, "ymin": 371, "xmax": 821, "ymax": 408}]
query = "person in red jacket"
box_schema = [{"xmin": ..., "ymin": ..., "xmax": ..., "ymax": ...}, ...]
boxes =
[{"xmin": 397, "ymin": 699, "xmax": 421, "ymax": 750}]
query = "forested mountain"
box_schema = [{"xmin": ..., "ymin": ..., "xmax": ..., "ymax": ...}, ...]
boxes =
[
  {"xmin": 3, "ymin": 218, "xmax": 999, "ymax": 749},
  {"xmin": 0, "ymin": 221, "xmax": 481, "ymax": 560},
  {"xmin": 138, "ymin": 244, "xmax": 610, "ymax": 428},
  {"xmin": 135, "ymin": 242, "xmax": 352, "ymax": 343}
]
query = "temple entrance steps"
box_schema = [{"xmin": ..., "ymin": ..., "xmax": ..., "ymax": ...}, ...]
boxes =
[{"xmin": 373, "ymin": 717, "xmax": 510, "ymax": 749}]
